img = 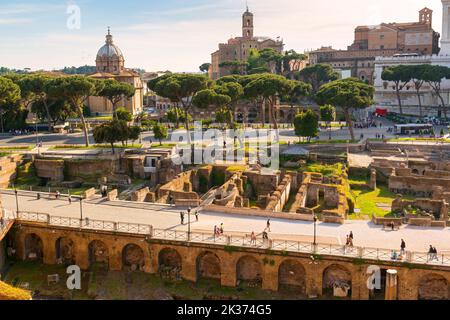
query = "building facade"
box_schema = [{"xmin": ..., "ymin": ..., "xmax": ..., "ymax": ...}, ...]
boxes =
[
  {"xmin": 308, "ymin": 8, "xmax": 440, "ymax": 84},
  {"xmin": 373, "ymin": 1, "xmax": 450, "ymax": 117},
  {"xmin": 209, "ymin": 8, "xmax": 284, "ymax": 80},
  {"xmin": 87, "ymin": 29, "xmax": 144, "ymax": 116}
]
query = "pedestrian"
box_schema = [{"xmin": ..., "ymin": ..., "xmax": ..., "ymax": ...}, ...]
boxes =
[
  {"xmin": 251, "ymin": 231, "xmax": 256, "ymax": 245},
  {"xmin": 214, "ymin": 225, "xmax": 217, "ymax": 237},
  {"xmin": 195, "ymin": 211, "xmax": 199, "ymax": 222},
  {"xmin": 0, "ymin": 216, "xmax": 4, "ymax": 227},
  {"xmin": 180, "ymin": 212, "xmax": 185, "ymax": 225},
  {"xmin": 345, "ymin": 235, "xmax": 350, "ymax": 246},
  {"xmin": 400, "ymin": 239, "xmax": 406, "ymax": 256},
  {"xmin": 433, "ymin": 247, "xmax": 439, "ymax": 261},
  {"xmin": 266, "ymin": 219, "xmax": 271, "ymax": 232},
  {"xmin": 428, "ymin": 245, "xmax": 434, "ymax": 261},
  {"xmin": 349, "ymin": 231, "xmax": 354, "ymax": 241},
  {"xmin": 56, "ymin": 191, "xmax": 61, "ymax": 199},
  {"xmin": 68, "ymin": 195, "xmax": 72, "ymax": 204},
  {"xmin": 220, "ymin": 223, "xmax": 224, "ymax": 235}
]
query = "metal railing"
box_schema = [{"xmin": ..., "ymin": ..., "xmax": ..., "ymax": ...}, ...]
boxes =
[{"xmin": 9, "ymin": 210, "xmax": 450, "ymax": 268}]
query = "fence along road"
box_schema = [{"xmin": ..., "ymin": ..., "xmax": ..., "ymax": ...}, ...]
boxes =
[{"xmin": 5, "ymin": 209, "xmax": 450, "ymax": 268}]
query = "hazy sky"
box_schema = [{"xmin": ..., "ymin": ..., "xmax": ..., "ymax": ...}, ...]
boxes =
[{"xmin": 0, "ymin": 0, "xmax": 444, "ymax": 72}]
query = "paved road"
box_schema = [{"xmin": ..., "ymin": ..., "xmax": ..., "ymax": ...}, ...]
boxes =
[
  {"xmin": 2, "ymin": 193, "xmax": 450, "ymax": 253},
  {"xmin": 0, "ymin": 125, "xmax": 396, "ymax": 147}
]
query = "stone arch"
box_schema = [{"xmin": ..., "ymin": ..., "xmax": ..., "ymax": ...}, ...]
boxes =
[
  {"xmin": 158, "ymin": 248, "xmax": 182, "ymax": 280},
  {"xmin": 88, "ymin": 240, "xmax": 109, "ymax": 269},
  {"xmin": 55, "ymin": 237, "xmax": 75, "ymax": 265},
  {"xmin": 322, "ymin": 264, "xmax": 352, "ymax": 298},
  {"xmin": 418, "ymin": 273, "xmax": 449, "ymax": 300},
  {"xmin": 122, "ymin": 243, "xmax": 145, "ymax": 271},
  {"xmin": 24, "ymin": 233, "xmax": 43, "ymax": 261},
  {"xmin": 196, "ymin": 251, "xmax": 221, "ymax": 281},
  {"xmin": 278, "ymin": 259, "xmax": 306, "ymax": 295},
  {"xmin": 412, "ymin": 169, "xmax": 420, "ymax": 175},
  {"xmin": 236, "ymin": 255, "xmax": 262, "ymax": 287}
]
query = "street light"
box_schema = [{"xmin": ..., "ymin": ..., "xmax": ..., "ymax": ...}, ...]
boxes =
[
  {"xmin": 14, "ymin": 189, "xmax": 19, "ymax": 217},
  {"xmin": 187, "ymin": 207, "xmax": 191, "ymax": 241},
  {"xmin": 313, "ymin": 214, "xmax": 318, "ymax": 246},
  {"xmin": 79, "ymin": 197, "xmax": 83, "ymax": 221}
]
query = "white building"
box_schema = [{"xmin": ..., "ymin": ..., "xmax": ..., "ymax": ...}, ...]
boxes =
[{"xmin": 373, "ymin": 0, "xmax": 450, "ymax": 117}]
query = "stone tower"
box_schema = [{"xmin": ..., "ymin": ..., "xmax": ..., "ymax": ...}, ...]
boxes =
[
  {"xmin": 441, "ymin": 0, "xmax": 450, "ymax": 55},
  {"xmin": 419, "ymin": 7, "xmax": 433, "ymax": 26},
  {"xmin": 242, "ymin": 7, "xmax": 254, "ymax": 38}
]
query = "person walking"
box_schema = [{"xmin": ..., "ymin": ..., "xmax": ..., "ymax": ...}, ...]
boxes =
[
  {"xmin": 266, "ymin": 219, "xmax": 271, "ymax": 232},
  {"xmin": 400, "ymin": 239, "xmax": 406, "ymax": 256},
  {"xmin": 250, "ymin": 232, "xmax": 256, "ymax": 245},
  {"xmin": 214, "ymin": 225, "xmax": 217, "ymax": 237},
  {"xmin": 433, "ymin": 247, "xmax": 439, "ymax": 261},
  {"xmin": 220, "ymin": 223, "xmax": 224, "ymax": 235},
  {"xmin": 195, "ymin": 211, "xmax": 199, "ymax": 222},
  {"xmin": 180, "ymin": 212, "xmax": 185, "ymax": 225},
  {"xmin": 428, "ymin": 245, "xmax": 434, "ymax": 261},
  {"xmin": 68, "ymin": 195, "xmax": 72, "ymax": 204},
  {"xmin": 349, "ymin": 231, "xmax": 354, "ymax": 241}
]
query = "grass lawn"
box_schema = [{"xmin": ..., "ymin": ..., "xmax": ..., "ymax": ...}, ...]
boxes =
[
  {"xmin": 348, "ymin": 180, "xmax": 414, "ymax": 220},
  {"xmin": 0, "ymin": 146, "xmax": 33, "ymax": 151}
]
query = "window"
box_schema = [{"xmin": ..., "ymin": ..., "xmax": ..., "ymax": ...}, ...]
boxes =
[
  {"xmin": 380, "ymin": 34, "xmax": 385, "ymax": 40},
  {"xmin": 380, "ymin": 45, "xmax": 385, "ymax": 50}
]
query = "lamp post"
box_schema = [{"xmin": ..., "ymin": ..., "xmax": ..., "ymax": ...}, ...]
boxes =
[
  {"xmin": 79, "ymin": 197, "xmax": 83, "ymax": 221},
  {"xmin": 313, "ymin": 214, "xmax": 318, "ymax": 246},
  {"xmin": 14, "ymin": 189, "xmax": 19, "ymax": 217},
  {"xmin": 187, "ymin": 207, "xmax": 191, "ymax": 241}
]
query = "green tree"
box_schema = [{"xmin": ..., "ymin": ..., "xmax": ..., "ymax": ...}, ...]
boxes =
[
  {"xmin": 244, "ymin": 73, "xmax": 296, "ymax": 141},
  {"xmin": 153, "ymin": 122, "xmax": 168, "ymax": 145},
  {"xmin": 296, "ymin": 64, "xmax": 339, "ymax": 94},
  {"xmin": 0, "ymin": 76, "xmax": 21, "ymax": 133},
  {"xmin": 421, "ymin": 65, "xmax": 450, "ymax": 119},
  {"xmin": 294, "ymin": 109, "xmax": 319, "ymax": 142},
  {"xmin": 199, "ymin": 63, "xmax": 211, "ymax": 73},
  {"xmin": 93, "ymin": 120, "xmax": 124, "ymax": 153},
  {"xmin": 47, "ymin": 76, "xmax": 104, "ymax": 146},
  {"xmin": 116, "ymin": 107, "xmax": 133, "ymax": 122},
  {"xmin": 148, "ymin": 74, "xmax": 209, "ymax": 144},
  {"xmin": 215, "ymin": 107, "xmax": 234, "ymax": 128},
  {"xmin": 320, "ymin": 104, "xmax": 336, "ymax": 139},
  {"xmin": 408, "ymin": 65, "xmax": 428, "ymax": 119},
  {"xmin": 315, "ymin": 78, "xmax": 374, "ymax": 141},
  {"xmin": 98, "ymin": 79, "xmax": 135, "ymax": 120},
  {"xmin": 0, "ymin": 76, "xmax": 20, "ymax": 106},
  {"xmin": 381, "ymin": 65, "xmax": 411, "ymax": 115}
]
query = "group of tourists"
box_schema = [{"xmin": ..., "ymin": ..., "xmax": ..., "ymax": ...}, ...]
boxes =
[
  {"xmin": 428, "ymin": 245, "xmax": 439, "ymax": 262},
  {"xmin": 179, "ymin": 210, "xmax": 199, "ymax": 225},
  {"xmin": 214, "ymin": 223, "xmax": 224, "ymax": 236}
]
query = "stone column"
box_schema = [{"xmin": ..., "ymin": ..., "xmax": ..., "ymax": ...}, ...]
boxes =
[
  {"xmin": 305, "ymin": 264, "xmax": 321, "ymax": 298},
  {"xmin": 220, "ymin": 254, "xmax": 237, "ymax": 287},
  {"xmin": 369, "ymin": 169, "xmax": 377, "ymax": 190},
  {"xmin": 385, "ymin": 269, "xmax": 398, "ymax": 301},
  {"xmin": 441, "ymin": 0, "xmax": 450, "ymax": 55},
  {"xmin": 74, "ymin": 240, "xmax": 89, "ymax": 270},
  {"xmin": 261, "ymin": 264, "xmax": 278, "ymax": 292},
  {"xmin": 43, "ymin": 237, "xmax": 56, "ymax": 265},
  {"xmin": 109, "ymin": 244, "xmax": 122, "ymax": 272},
  {"xmin": 181, "ymin": 250, "xmax": 197, "ymax": 283}
]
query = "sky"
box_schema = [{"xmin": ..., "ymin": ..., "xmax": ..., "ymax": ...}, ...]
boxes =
[{"xmin": 0, "ymin": 0, "xmax": 444, "ymax": 72}]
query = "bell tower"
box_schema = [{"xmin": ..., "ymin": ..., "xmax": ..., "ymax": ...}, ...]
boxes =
[
  {"xmin": 242, "ymin": 6, "xmax": 254, "ymax": 38},
  {"xmin": 419, "ymin": 7, "xmax": 433, "ymax": 26}
]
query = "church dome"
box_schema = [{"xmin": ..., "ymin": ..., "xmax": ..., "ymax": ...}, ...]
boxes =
[{"xmin": 96, "ymin": 29, "xmax": 123, "ymax": 59}]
